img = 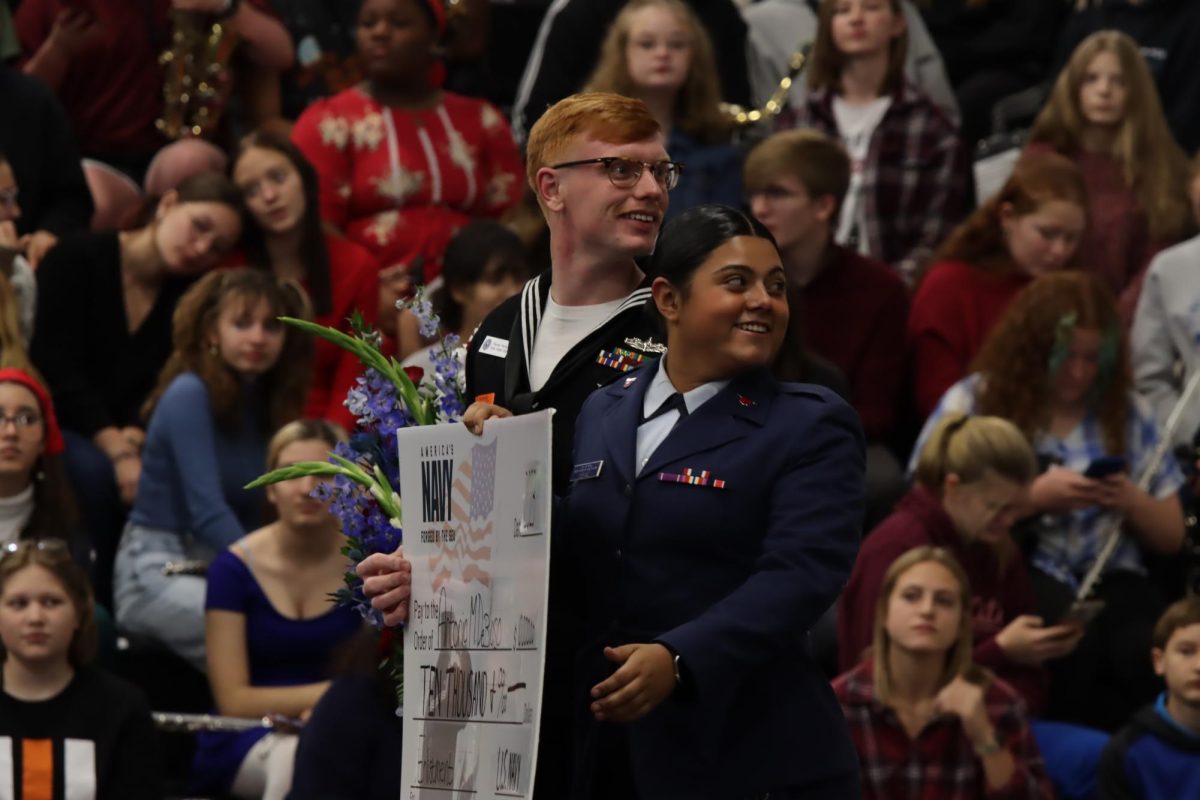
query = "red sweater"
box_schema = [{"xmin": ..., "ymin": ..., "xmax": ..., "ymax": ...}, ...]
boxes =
[
  {"xmin": 837, "ymin": 486, "xmax": 1049, "ymax": 714},
  {"xmin": 306, "ymin": 234, "xmax": 379, "ymax": 430},
  {"xmin": 908, "ymin": 260, "xmax": 1030, "ymax": 418},
  {"xmin": 800, "ymin": 244, "xmax": 909, "ymax": 440}
]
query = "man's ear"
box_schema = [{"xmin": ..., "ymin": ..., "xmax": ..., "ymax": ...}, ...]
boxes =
[
  {"xmin": 815, "ymin": 194, "xmax": 838, "ymax": 225},
  {"xmin": 1152, "ymin": 646, "xmax": 1166, "ymax": 678},
  {"xmin": 651, "ymin": 276, "xmax": 682, "ymax": 324},
  {"xmin": 535, "ymin": 167, "xmax": 565, "ymax": 213}
]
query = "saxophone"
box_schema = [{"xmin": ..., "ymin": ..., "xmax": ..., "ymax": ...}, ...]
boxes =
[{"xmin": 156, "ymin": 8, "xmax": 240, "ymax": 140}]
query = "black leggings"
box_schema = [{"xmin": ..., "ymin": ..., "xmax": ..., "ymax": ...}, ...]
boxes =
[{"xmin": 1030, "ymin": 567, "xmax": 1165, "ymax": 731}]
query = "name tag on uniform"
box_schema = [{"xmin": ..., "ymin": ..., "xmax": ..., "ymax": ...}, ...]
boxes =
[
  {"xmin": 570, "ymin": 460, "xmax": 604, "ymax": 482},
  {"xmin": 479, "ymin": 336, "xmax": 509, "ymax": 358}
]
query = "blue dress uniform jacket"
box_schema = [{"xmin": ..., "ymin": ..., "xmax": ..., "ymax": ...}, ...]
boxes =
[{"xmin": 562, "ymin": 364, "xmax": 866, "ymax": 799}]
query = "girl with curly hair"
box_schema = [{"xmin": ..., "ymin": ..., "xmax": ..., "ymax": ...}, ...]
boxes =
[
  {"xmin": 909, "ymin": 151, "xmax": 1088, "ymax": 417},
  {"xmin": 584, "ymin": 0, "xmax": 742, "ymax": 221},
  {"xmin": 1028, "ymin": 31, "xmax": 1192, "ymax": 318},
  {"xmin": 113, "ymin": 268, "xmax": 312, "ymax": 671},
  {"xmin": 910, "ymin": 271, "xmax": 1186, "ymax": 731}
]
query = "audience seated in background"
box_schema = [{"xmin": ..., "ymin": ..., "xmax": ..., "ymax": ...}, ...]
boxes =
[
  {"xmin": 585, "ymin": 0, "xmax": 743, "ymax": 222},
  {"xmin": 14, "ymin": 0, "xmax": 294, "ymax": 229},
  {"xmin": 841, "ymin": 412, "xmax": 1111, "ymax": 799},
  {"xmin": 778, "ymin": 0, "xmax": 969, "ymax": 285},
  {"xmin": 400, "ymin": 219, "xmax": 527, "ymax": 389},
  {"xmin": 113, "ymin": 269, "xmax": 311, "ymax": 672},
  {"xmin": 915, "ymin": 0, "xmax": 1066, "ymax": 145},
  {"xmin": 0, "ymin": 63, "xmax": 92, "ymax": 266},
  {"xmin": 913, "ymin": 272, "xmax": 1186, "ymax": 731},
  {"xmin": 30, "ymin": 172, "xmax": 245, "ymax": 610},
  {"xmin": 834, "ymin": 546, "xmax": 1054, "ymax": 799},
  {"xmin": 0, "ymin": 538, "xmax": 162, "ymax": 800},
  {"xmin": 1056, "ymin": 0, "xmax": 1200, "ymax": 156},
  {"xmin": 232, "ymin": 129, "xmax": 380, "ymax": 431},
  {"xmin": 291, "ymin": 0, "xmax": 523, "ymax": 357},
  {"xmin": 744, "ymin": 0, "xmax": 958, "ymax": 127},
  {"xmin": 1028, "ymin": 30, "xmax": 1192, "ymax": 322},
  {"xmin": 510, "ymin": 0, "xmax": 752, "ymax": 143},
  {"xmin": 909, "ymin": 151, "xmax": 1087, "ymax": 418},
  {"xmin": 1098, "ymin": 597, "xmax": 1200, "ymax": 800},
  {"xmin": 193, "ymin": 420, "xmax": 361, "ymax": 800},
  {"xmin": 744, "ymin": 128, "xmax": 907, "ymax": 525}
]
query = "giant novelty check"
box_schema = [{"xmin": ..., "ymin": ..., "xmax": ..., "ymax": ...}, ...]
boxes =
[{"xmin": 397, "ymin": 411, "xmax": 552, "ymax": 800}]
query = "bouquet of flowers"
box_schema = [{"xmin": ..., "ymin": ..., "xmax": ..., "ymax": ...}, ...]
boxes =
[{"xmin": 246, "ymin": 294, "xmax": 465, "ymax": 700}]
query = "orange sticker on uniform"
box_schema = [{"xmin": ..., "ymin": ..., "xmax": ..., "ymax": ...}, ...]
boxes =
[{"xmin": 475, "ymin": 393, "xmax": 496, "ymax": 405}]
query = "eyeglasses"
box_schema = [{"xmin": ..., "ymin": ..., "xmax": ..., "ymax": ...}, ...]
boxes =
[
  {"xmin": 1, "ymin": 538, "xmax": 69, "ymax": 558},
  {"xmin": 550, "ymin": 157, "xmax": 684, "ymax": 191},
  {"xmin": 0, "ymin": 411, "xmax": 41, "ymax": 431}
]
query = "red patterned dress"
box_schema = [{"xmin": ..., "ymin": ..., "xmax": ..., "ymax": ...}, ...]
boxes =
[{"xmin": 292, "ymin": 87, "xmax": 524, "ymax": 285}]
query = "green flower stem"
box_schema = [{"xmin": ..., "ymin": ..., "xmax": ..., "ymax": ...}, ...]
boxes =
[{"xmin": 278, "ymin": 316, "xmax": 434, "ymax": 426}]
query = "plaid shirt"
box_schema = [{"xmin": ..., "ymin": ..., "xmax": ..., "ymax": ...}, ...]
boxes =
[
  {"xmin": 833, "ymin": 661, "xmax": 1054, "ymax": 800},
  {"xmin": 910, "ymin": 374, "xmax": 1186, "ymax": 586},
  {"xmin": 778, "ymin": 84, "xmax": 970, "ymax": 285}
]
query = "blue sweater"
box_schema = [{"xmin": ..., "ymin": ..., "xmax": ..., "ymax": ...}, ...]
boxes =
[
  {"xmin": 1098, "ymin": 695, "xmax": 1200, "ymax": 799},
  {"xmin": 129, "ymin": 373, "xmax": 267, "ymax": 548}
]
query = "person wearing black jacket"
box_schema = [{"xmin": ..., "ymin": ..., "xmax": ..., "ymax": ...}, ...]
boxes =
[{"xmin": 0, "ymin": 64, "xmax": 93, "ymax": 267}]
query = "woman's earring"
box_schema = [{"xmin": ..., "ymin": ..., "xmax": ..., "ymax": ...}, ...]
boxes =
[
  {"xmin": 209, "ymin": 343, "xmax": 219, "ymax": 356},
  {"xmin": 35, "ymin": 469, "xmax": 45, "ymax": 482}
]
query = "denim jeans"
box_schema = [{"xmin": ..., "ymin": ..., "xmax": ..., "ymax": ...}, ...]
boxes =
[{"xmin": 113, "ymin": 522, "xmax": 215, "ymax": 672}]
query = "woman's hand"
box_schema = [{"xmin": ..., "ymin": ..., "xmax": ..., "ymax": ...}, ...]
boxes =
[
  {"xmin": 1094, "ymin": 473, "xmax": 1140, "ymax": 514},
  {"xmin": 994, "ymin": 615, "xmax": 1084, "ymax": 666},
  {"xmin": 462, "ymin": 402, "xmax": 512, "ymax": 436},
  {"xmin": 356, "ymin": 546, "xmax": 412, "ymax": 627},
  {"xmin": 20, "ymin": 231, "xmax": 58, "ymax": 269},
  {"xmin": 589, "ymin": 643, "xmax": 676, "ymax": 723},
  {"xmin": 120, "ymin": 425, "xmax": 146, "ymax": 452},
  {"xmin": 113, "ymin": 454, "xmax": 141, "ymax": 506},
  {"xmin": 1029, "ymin": 466, "xmax": 1101, "ymax": 512},
  {"xmin": 933, "ymin": 675, "xmax": 994, "ymax": 746},
  {"xmin": 46, "ymin": 7, "xmax": 102, "ymax": 58}
]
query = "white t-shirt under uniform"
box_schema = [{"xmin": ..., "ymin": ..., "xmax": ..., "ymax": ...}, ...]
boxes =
[{"xmin": 528, "ymin": 294, "xmax": 625, "ymax": 391}]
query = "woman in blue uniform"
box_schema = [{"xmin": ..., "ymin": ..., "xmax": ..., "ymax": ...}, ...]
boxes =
[{"xmin": 556, "ymin": 203, "xmax": 865, "ymax": 799}]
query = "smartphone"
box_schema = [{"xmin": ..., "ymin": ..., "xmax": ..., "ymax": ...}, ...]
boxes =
[
  {"xmin": 1059, "ymin": 598, "xmax": 1106, "ymax": 628},
  {"xmin": 1083, "ymin": 455, "xmax": 1127, "ymax": 479}
]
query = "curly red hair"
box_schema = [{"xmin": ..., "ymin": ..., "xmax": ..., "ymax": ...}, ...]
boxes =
[{"xmin": 972, "ymin": 272, "xmax": 1128, "ymax": 454}]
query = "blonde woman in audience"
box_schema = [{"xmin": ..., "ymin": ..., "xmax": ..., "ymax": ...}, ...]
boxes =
[
  {"xmin": 0, "ymin": 539, "xmax": 161, "ymax": 799},
  {"xmin": 843, "ymin": 413, "xmax": 1112, "ymax": 799},
  {"xmin": 113, "ymin": 269, "xmax": 311, "ymax": 672},
  {"xmin": 192, "ymin": 419, "xmax": 361, "ymax": 800},
  {"xmin": 909, "ymin": 151, "xmax": 1088, "ymax": 417},
  {"xmin": 1028, "ymin": 30, "xmax": 1191, "ymax": 320},
  {"xmin": 914, "ymin": 271, "xmax": 1185, "ymax": 731},
  {"xmin": 835, "ymin": 546, "xmax": 1052, "ymax": 799},
  {"xmin": 585, "ymin": 0, "xmax": 742, "ymax": 221},
  {"xmin": 781, "ymin": 0, "xmax": 970, "ymax": 284}
]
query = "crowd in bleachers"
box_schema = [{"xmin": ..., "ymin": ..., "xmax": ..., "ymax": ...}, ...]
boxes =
[{"xmin": 2, "ymin": 0, "xmax": 1200, "ymax": 798}]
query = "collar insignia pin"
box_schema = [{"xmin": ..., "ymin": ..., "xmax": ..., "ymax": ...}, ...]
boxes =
[
  {"xmin": 624, "ymin": 376, "xmax": 638, "ymax": 388},
  {"xmin": 738, "ymin": 395, "xmax": 755, "ymax": 407}
]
